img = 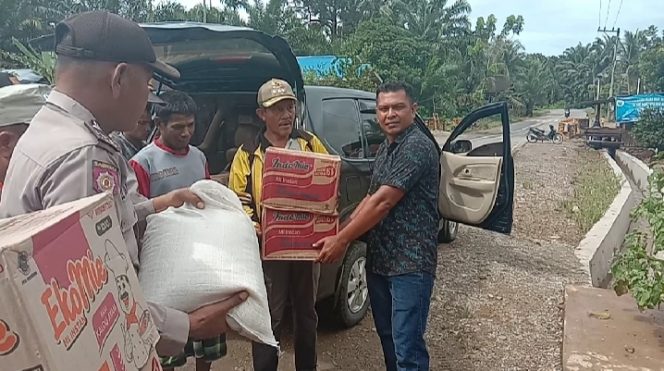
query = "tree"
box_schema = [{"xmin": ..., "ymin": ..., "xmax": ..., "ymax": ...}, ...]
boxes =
[
  {"xmin": 639, "ymin": 42, "xmax": 664, "ymax": 93},
  {"xmin": 379, "ymin": 0, "xmax": 471, "ymax": 43},
  {"xmin": 0, "ymin": 0, "xmax": 62, "ymax": 52},
  {"xmin": 631, "ymin": 108, "xmax": 664, "ymax": 150},
  {"xmin": 514, "ymin": 56, "xmax": 550, "ymax": 116},
  {"xmin": 342, "ymin": 16, "xmax": 431, "ymax": 102},
  {"xmin": 152, "ymin": 1, "xmax": 188, "ymax": 21},
  {"xmin": 620, "ymin": 30, "xmax": 647, "ymax": 94}
]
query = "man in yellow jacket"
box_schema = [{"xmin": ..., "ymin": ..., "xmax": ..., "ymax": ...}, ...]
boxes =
[{"xmin": 229, "ymin": 79, "xmax": 326, "ymax": 371}]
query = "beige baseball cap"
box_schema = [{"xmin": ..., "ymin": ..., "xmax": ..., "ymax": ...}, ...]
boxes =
[
  {"xmin": 257, "ymin": 79, "xmax": 296, "ymax": 108},
  {"xmin": 0, "ymin": 83, "xmax": 50, "ymax": 127}
]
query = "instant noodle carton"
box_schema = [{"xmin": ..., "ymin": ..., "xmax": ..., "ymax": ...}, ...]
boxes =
[
  {"xmin": 0, "ymin": 193, "xmax": 162, "ymax": 371},
  {"xmin": 261, "ymin": 207, "xmax": 339, "ymax": 260},
  {"xmin": 262, "ymin": 147, "xmax": 341, "ymax": 213}
]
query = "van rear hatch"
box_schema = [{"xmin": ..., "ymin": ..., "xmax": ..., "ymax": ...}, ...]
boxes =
[{"xmin": 140, "ymin": 22, "xmax": 304, "ymax": 101}]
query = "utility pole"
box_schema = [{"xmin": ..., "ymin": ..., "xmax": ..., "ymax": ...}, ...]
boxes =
[{"xmin": 598, "ymin": 27, "xmax": 620, "ymax": 121}]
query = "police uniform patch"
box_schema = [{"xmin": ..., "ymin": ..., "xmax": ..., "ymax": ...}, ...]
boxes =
[{"xmin": 92, "ymin": 160, "xmax": 120, "ymax": 195}]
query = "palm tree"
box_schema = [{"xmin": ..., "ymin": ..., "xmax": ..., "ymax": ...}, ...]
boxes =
[
  {"xmin": 379, "ymin": 0, "xmax": 471, "ymax": 43},
  {"xmin": 620, "ymin": 30, "xmax": 647, "ymax": 94},
  {"xmin": 515, "ymin": 56, "xmax": 550, "ymax": 116},
  {"xmin": 152, "ymin": 1, "xmax": 188, "ymax": 21},
  {"xmin": 556, "ymin": 43, "xmax": 596, "ymax": 103}
]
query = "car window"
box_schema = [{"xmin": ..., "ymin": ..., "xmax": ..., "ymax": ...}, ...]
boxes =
[
  {"xmin": 152, "ymin": 38, "xmax": 271, "ymax": 66},
  {"xmin": 321, "ymin": 98, "xmax": 364, "ymax": 159},
  {"xmin": 358, "ymin": 99, "xmax": 385, "ymax": 158}
]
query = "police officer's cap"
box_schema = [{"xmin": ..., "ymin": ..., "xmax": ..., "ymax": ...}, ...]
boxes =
[
  {"xmin": 0, "ymin": 84, "xmax": 50, "ymax": 128},
  {"xmin": 54, "ymin": 11, "xmax": 180, "ymax": 80}
]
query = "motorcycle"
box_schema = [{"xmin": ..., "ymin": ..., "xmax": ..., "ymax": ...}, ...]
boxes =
[
  {"xmin": 564, "ymin": 108, "xmax": 570, "ymax": 118},
  {"xmin": 526, "ymin": 125, "xmax": 563, "ymax": 144}
]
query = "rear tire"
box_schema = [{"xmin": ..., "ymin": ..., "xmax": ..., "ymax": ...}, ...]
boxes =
[
  {"xmin": 526, "ymin": 133, "xmax": 537, "ymax": 143},
  {"xmin": 333, "ymin": 243, "xmax": 369, "ymax": 328},
  {"xmin": 438, "ymin": 219, "xmax": 458, "ymax": 243},
  {"xmin": 553, "ymin": 134, "xmax": 563, "ymax": 144}
]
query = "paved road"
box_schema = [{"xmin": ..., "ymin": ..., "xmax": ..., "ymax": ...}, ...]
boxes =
[{"xmin": 432, "ymin": 109, "xmax": 588, "ymax": 150}]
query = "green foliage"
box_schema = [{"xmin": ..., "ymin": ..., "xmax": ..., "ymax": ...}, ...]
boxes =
[
  {"xmin": 342, "ymin": 17, "xmax": 430, "ymax": 91},
  {"xmin": 1, "ymin": 0, "xmax": 662, "ymax": 120},
  {"xmin": 561, "ymin": 155, "xmax": 620, "ymax": 233},
  {"xmin": 631, "ymin": 108, "xmax": 664, "ymax": 151},
  {"xmin": 613, "ymin": 171, "xmax": 664, "ymax": 309},
  {"xmin": 640, "ymin": 45, "xmax": 664, "ymax": 93},
  {"xmin": 0, "ymin": 38, "xmax": 55, "ymax": 83}
]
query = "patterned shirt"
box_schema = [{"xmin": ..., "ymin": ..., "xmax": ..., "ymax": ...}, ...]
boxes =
[{"xmin": 366, "ymin": 124, "xmax": 439, "ymax": 276}]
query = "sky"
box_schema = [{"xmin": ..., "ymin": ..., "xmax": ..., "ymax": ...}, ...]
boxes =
[{"xmin": 170, "ymin": 0, "xmax": 664, "ymax": 56}]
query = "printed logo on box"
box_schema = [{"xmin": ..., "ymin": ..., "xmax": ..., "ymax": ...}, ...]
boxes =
[
  {"xmin": 95, "ymin": 216, "xmax": 113, "ymax": 237},
  {"xmin": 0, "ymin": 319, "xmax": 20, "ymax": 356},
  {"xmin": 273, "ymin": 211, "xmax": 311, "ymax": 223},
  {"xmin": 17, "ymin": 251, "xmax": 30, "ymax": 276},
  {"xmin": 40, "ymin": 248, "xmax": 108, "ymax": 350},
  {"xmin": 18, "ymin": 251, "xmax": 38, "ymax": 285},
  {"xmin": 314, "ymin": 165, "xmax": 337, "ymax": 178},
  {"xmin": 270, "ymin": 158, "xmax": 312, "ymax": 172}
]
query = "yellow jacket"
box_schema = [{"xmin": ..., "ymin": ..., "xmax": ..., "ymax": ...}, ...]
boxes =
[{"xmin": 228, "ymin": 129, "xmax": 328, "ymax": 221}]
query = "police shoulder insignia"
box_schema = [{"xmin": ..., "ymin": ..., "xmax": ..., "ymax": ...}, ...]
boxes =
[{"xmin": 92, "ymin": 160, "xmax": 120, "ymax": 195}]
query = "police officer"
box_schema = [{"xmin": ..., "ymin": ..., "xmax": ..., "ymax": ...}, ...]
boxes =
[
  {"xmin": 0, "ymin": 11, "xmax": 247, "ymax": 357},
  {"xmin": 0, "ymin": 83, "xmax": 50, "ymax": 199}
]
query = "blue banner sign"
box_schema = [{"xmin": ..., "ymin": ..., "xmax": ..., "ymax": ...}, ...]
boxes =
[{"xmin": 615, "ymin": 93, "xmax": 664, "ymax": 123}]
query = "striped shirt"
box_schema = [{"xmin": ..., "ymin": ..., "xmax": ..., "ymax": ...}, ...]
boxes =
[{"xmin": 129, "ymin": 138, "xmax": 210, "ymax": 198}]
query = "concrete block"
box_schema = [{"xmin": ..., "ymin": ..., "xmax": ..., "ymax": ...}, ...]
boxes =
[
  {"xmin": 563, "ymin": 285, "xmax": 664, "ymax": 371},
  {"xmin": 575, "ymin": 151, "xmax": 636, "ymax": 287}
]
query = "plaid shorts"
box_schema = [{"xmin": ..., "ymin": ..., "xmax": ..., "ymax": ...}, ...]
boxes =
[{"xmin": 160, "ymin": 335, "xmax": 227, "ymax": 368}]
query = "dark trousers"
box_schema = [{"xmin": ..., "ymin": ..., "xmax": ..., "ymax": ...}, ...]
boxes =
[
  {"xmin": 367, "ymin": 271, "xmax": 434, "ymax": 371},
  {"xmin": 252, "ymin": 260, "xmax": 320, "ymax": 371}
]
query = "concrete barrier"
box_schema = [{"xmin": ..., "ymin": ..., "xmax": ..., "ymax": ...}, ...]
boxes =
[
  {"xmin": 614, "ymin": 150, "xmax": 653, "ymax": 194},
  {"xmin": 574, "ymin": 151, "xmax": 637, "ymax": 287}
]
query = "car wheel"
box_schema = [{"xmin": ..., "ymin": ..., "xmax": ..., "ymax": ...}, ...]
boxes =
[
  {"xmin": 334, "ymin": 242, "xmax": 369, "ymax": 328},
  {"xmin": 438, "ymin": 218, "xmax": 458, "ymax": 243}
]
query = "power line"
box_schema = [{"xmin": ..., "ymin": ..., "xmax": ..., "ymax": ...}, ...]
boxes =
[
  {"xmin": 604, "ymin": 0, "xmax": 612, "ymax": 29},
  {"xmin": 612, "ymin": 0, "xmax": 624, "ymax": 29}
]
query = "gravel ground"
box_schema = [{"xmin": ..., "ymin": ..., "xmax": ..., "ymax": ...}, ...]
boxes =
[{"xmin": 186, "ymin": 139, "xmax": 605, "ymax": 371}]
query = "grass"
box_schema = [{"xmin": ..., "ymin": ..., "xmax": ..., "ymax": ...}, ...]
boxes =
[{"xmin": 561, "ymin": 154, "xmax": 621, "ymax": 234}]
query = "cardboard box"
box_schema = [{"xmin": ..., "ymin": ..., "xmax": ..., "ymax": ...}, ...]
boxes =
[
  {"xmin": 261, "ymin": 207, "xmax": 339, "ymax": 260},
  {"xmin": 262, "ymin": 147, "xmax": 341, "ymax": 213},
  {"xmin": 0, "ymin": 193, "xmax": 162, "ymax": 371}
]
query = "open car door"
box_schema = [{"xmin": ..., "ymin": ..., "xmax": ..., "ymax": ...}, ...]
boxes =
[{"xmin": 438, "ymin": 102, "xmax": 514, "ymax": 234}]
